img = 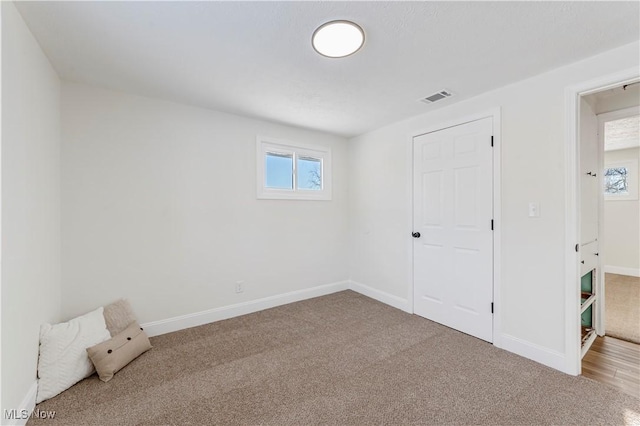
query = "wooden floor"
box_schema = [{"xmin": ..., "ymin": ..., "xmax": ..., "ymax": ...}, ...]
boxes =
[{"xmin": 582, "ymin": 336, "xmax": 640, "ymax": 398}]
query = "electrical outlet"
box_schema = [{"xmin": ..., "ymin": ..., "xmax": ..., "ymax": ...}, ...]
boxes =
[{"xmin": 235, "ymin": 281, "xmax": 244, "ymax": 293}]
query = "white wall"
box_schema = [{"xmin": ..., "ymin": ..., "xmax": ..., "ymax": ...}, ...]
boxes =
[
  {"xmin": 61, "ymin": 83, "xmax": 349, "ymax": 324},
  {"xmin": 595, "ymin": 84, "xmax": 640, "ymax": 115},
  {"xmin": 579, "ymin": 98, "xmax": 599, "ymax": 246},
  {"xmin": 604, "ymin": 147, "xmax": 640, "ymax": 274},
  {"xmin": 1, "ymin": 1, "xmax": 61, "ymax": 414},
  {"xmin": 348, "ymin": 41, "xmax": 640, "ymax": 371}
]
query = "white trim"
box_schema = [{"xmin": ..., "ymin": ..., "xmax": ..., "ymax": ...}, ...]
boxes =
[
  {"xmin": 141, "ymin": 281, "xmax": 349, "ymax": 337},
  {"xmin": 3, "ymin": 381, "xmax": 37, "ymax": 426},
  {"xmin": 597, "ymin": 104, "xmax": 607, "ymax": 337},
  {"xmin": 491, "ymin": 110, "xmax": 503, "ymax": 349},
  {"xmin": 604, "ymin": 265, "xmax": 640, "ymax": 277},
  {"xmin": 409, "ymin": 108, "xmax": 501, "ymax": 139},
  {"xmin": 580, "ymin": 294, "xmax": 596, "ymax": 314},
  {"xmin": 564, "ymin": 67, "xmax": 639, "ymax": 376},
  {"xmin": 500, "ymin": 334, "xmax": 566, "ymax": 372},
  {"xmin": 0, "ymin": 2, "xmax": 3, "ymax": 414},
  {"xmin": 405, "ymin": 128, "xmax": 415, "ymax": 314},
  {"xmin": 348, "ymin": 280, "xmax": 411, "ymax": 313},
  {"xmin": 564, "ymin": 80, "xmax": 580, "ymax": 376},
  {"xmin": 599, "ymin": 106, "xmax": 640, "ymax": 121},
  {"xmin": 406, "ymin": 108, "xmax": 503, "ymax": 348},
  {"xmin": 140, "ymin": 279, "xmax": 416, "ymax": 339}
]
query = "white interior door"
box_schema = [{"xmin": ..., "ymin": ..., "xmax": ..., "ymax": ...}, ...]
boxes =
[{"xmin": 413, "ymin": 117, "xmax": 494, "ymax": 342}]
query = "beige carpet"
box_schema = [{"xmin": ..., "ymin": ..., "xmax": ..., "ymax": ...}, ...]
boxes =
[
  {"xmin": 30, "ymin": 291, "xmax": 640, "ymax": 425},
  {"xmin": 605, "ymin": 273, "xmax": 640, "ymax": 344}
]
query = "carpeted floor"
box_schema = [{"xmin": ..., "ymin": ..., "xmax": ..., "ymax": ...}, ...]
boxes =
[
  {"xmin": 30, "ymin": 291, "xmax": 640, "ymax": 425},
  {"xmin": 605, "ymin": 273, "xmax": 640, "ymax": 344}
]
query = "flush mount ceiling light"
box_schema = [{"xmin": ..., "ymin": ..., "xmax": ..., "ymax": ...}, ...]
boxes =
[{"xmin": 312, "ymin": 20, "xmax": 365, "ymax": 58}]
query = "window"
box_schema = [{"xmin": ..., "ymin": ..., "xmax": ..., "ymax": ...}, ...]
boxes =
[
  {"xmin": 257, "ymin": 137, "xmax": 331, "ymax": 200},
  {"xmin": 603, "ymin": 115, "xmax": 639, "ymax": 152},
  {"xmin": 604, "ymin": 160, "xmax": 638, "ymax": 201},
  {"xmin": 604, "ymin": 167, "xmax": 628, "ymax": 195},
  {"xmin": 599, "ymin": 106, "xmax": 639, "ymax": 201}
]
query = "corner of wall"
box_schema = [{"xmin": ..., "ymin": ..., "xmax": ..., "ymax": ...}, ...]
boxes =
[
  {"xmin": 1, "ymin": 0, "xmax": 62, "ymax": 416},
  {"xmin": 2, "ymin": 382, "xmax": 37, "ymax": 426},
  {"xmin": 348, "ymin": 280, "xmax": 411, "ymax": 313},
  {"xmin": 500, "ymin": 334, "xmax": 568, "ymax": 374}
]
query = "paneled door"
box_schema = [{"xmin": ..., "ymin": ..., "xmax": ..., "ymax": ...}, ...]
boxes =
[{"xmin": 412, "ymin": 117, "xmax": 494, "ymax": 342}]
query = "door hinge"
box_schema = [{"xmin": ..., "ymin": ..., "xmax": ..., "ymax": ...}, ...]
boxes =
[
  {"xmin": 491, "ymin": 220, "xmax": 494, "ymax": 230},
  {"xmin": 575, "ymin": 244, "xmax": 579, "ymax": 252},
  {"xmin": 491, "ymin": 136, "xmax": 494, "ymax": 147},
  {"xmin": 491, "ymin": 303, "xmax": 494, "ymax": 314}
]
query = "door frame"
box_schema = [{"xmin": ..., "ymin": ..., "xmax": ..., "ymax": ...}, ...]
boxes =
[
  {"xmin": 406, "ymin": 108, "xmax": 503, "ymax": 348},
  {"xmin": 564, "ymin": 67, "xmax": 639, "ymax": 376}
]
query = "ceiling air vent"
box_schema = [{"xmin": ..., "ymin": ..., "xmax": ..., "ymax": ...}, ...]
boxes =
[{"xmin": 420, "ymin": 90, "xmax": 454, "ymax": 104}]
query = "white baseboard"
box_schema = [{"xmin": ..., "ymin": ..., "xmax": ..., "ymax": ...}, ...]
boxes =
[
  {"xmin": 347, "ymin": 282, "xmax": 569, "ymax": 374},
  {"xmin": 500, "ymin": 334, "xmax": 567, "ymax": 373},
  {"xmin": 348, "ymin": 280, "xmax": 411, "ymax": 313},
  {"xmin": 140, "ymin": 280, "xmax": 412, "ymax": 338},
  {"xmin": 141, "ymin": 281, "xmax": 571, "ymax": 377},
  {"xmin": 604, "ymin": 265, "xmax": 640, "ymax": 277},
  {"xmin": 3, "ymin": 381, "xmax": 37, "ymax": 426},
  {"xmin": 141, "ymin": 281, "xmax": 350, "ymax": 337}
]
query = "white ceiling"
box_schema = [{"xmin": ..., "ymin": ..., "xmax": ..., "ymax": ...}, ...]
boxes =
[{"xmin": 16, "ymin": 1, "xmax": 640, "ymax": 137}]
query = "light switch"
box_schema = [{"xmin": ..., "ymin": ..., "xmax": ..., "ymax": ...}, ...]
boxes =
[{"xmin": 528, "ymin": 202, "xmax": 540, "ymax": 218}]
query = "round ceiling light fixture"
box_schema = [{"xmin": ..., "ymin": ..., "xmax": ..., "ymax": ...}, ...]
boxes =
[{"xmin": 312, "ymin": 20, "xmax": 365, "ymax": 58}]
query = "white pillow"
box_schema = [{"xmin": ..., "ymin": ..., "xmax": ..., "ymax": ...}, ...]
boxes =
[{"xmin": 36, "ymin": 307, "xmax": 111, "ymax": 403}]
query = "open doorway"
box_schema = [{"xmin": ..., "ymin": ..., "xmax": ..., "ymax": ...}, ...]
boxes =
[
  {"xmin": 579, "ymin": 82, "xmax": 639, "ymax": 398},
  {"xmin": 597, "ymin": 86, "xmax": 639, "ymax": 345}
]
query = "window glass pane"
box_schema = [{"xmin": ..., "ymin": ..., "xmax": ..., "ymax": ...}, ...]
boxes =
[
  {"xmin": 265, "ymin": 152, "xmax": 293, "ymax": 189},
  {"xmin": 297, "ymin": 156, "xmax": 322, "ymax": 190},
  {"xmin": 604, "ymin": 115, "xmax": 639, "ymax": 149},
  {"xmin": 604, "ymin": 167, "xmax": 629, "ymax": 195}
]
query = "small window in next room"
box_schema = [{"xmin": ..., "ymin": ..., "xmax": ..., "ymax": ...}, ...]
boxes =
[
  {"xmin": 257, "ymin": 137, "xmax": 332, "ymax": 200},
  {"xmin": 600, "ymin": 107, "xmax": 639, "ymax": 201},
  {"xmin": 604, "ymin": 160, "xmax": 638, "ymax": 201},
  {"xmin": 604, "ymin": 166, "xmax": 629, "ymax": 195}
]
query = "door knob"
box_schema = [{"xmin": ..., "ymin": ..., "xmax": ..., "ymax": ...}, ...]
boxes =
[{"xmin": 412, "ymin": 232, "xmax": 421, "ymax": 238}]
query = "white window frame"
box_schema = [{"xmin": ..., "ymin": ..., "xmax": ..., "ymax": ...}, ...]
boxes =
[
  {"xmin": 256, "ymin": 136, "xmax": 332, "ymax": 200},
  {"xmin": 604, "ymin": 158, "xmax": 638, "ymax": 201}
]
